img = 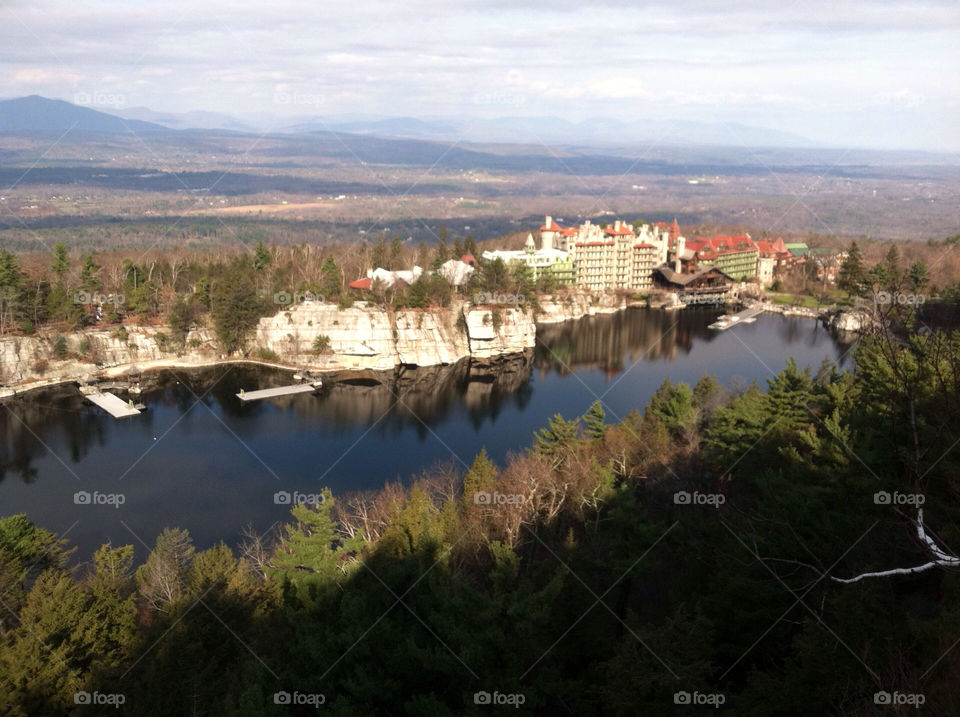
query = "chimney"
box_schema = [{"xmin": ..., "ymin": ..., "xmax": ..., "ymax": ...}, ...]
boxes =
[
  {"xmin": 614, "ymin": 220, "xmax": 621, "ymax": 231},
  {"xmin": 674, "ymin": 237, "xmax": 684, "ymax": 273},
  {"xmin": 544, "ymin": 215, "xmax": 552, "ymax": 229}
]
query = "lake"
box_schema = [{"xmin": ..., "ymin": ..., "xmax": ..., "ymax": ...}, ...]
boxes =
[{"xmin": 0, "ymin": 308, "xmax": 856, "ymax": 559}]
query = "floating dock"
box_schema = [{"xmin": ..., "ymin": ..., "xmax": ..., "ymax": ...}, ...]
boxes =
[
  {"xmin": 237, "ymin": 383, "xmax": 320, "ymax": 403},
  {"xmin": 709, "ymin": 304, "xmax": 765, "ymax": 330},
  {"xmin": 85, "ymin": 391, "xmax": 143, "ymax": 418}
]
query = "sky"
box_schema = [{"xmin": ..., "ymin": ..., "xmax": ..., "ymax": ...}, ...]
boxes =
[{"xmin": 1, "ymin": 0, "xmax": 958, "ymax": 150}]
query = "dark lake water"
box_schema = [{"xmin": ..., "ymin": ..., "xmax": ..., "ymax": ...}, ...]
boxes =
[{"xmin": 0, "ymin": 308, "xmax": 856, "ymax": 560}]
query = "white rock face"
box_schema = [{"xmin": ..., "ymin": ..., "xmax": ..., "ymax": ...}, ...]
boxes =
[
  {"xmin": 0, "ymin": 326, "xmax": 216, "ymax": 388},
  {"xmin": 395, "ymin": 308, "xmax": 470, "ymax": 366},
  {"xmin": 256, "ymin": 302, "xmax": 396, "ymax": 370},
  {"xmin": 829, "ymin": 309, "xmax": 876, "ymax": 333},
  {"xmin": 465, "ymin": 308, "xmax": 536, "ymax": 359},
  {"xmin": 536, "ymin": 291, "xmax": 628, "ymax": 324},
  {"xmin": 0, "ymin": 299, "xmax": 537, "ymax": 390}
]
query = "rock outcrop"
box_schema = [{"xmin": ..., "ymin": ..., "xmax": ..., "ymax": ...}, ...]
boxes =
[
  {"xmin": 826, "ymin": 308, "xmax": 877, "ymax": 333},
  {"xmin": 0, "ymin": 299, "xmax": 538, "ymax": 393},
  {"xmin": 535, "ymin": 291, "xmax": 629, "ymax": 324}
]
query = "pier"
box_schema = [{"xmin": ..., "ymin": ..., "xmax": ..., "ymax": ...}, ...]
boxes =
[
  {"xmin": 709, "ymin": 304, "xmax": 765, "ymax": 330},
  {"xmin": 236, "ymin": 383, "xmax": 321, "ymax": 403},
  {"xmin": 84, "ymin": 391, "xmax": 143, "ymax": 418}
]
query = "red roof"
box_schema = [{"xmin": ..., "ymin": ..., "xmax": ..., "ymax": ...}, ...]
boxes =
[
  {"xmin": 575, "ymin": 241, "xmax": 615, "ymax": 247},
  {"xmin": 686, "ymin": 235, "xmax": 756, "ymax": 257},
  {"xmin": 634, "ymin": 243, "xmax": 655, "ymax": 249},
  {"xmin": 559, "ymin": 227, "xmax": 578, "ymax": 237},
  {"xmin": 461, "ymin": 254, "xmax": 477, "ymax": 266},
  {"xmin": 349, "ymin": 278, "xmax": 372, "ymax": 290},
  {"xmin": 670, "ymin": 218, "xmax": 681, "ymax": 240},
  {"xmin": 755, "ymin": 237, "xmax": 788, "ymax": 255},
  {"xmin": 604, "ymin": 224, "xmax": 635, "ymax": 237},
  {"xmin": 539, "ymin": 220, "xmax": 563, "ymax": 231}
]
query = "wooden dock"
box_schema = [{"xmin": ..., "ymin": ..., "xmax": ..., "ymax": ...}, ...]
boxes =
[
  {"xmin": 236, "ymin": 383, "xmax": 320, "ymax": 403},
  {"xmin": 709, "ymin": 304, "xmax": 765, "ymax": 330},
  {"xmin": 85, "ymin": 391, "xmax": 142, "ymax": 418}
]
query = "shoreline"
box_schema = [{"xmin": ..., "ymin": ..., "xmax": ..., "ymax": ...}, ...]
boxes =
[{"xmin": 0, "ymin": 300, "xmax": 834, "ymax": 401}]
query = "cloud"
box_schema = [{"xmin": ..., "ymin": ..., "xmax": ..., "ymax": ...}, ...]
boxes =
[{"xmin": 0, "ymin": 0, "xmax": 956, "ymax": 149}]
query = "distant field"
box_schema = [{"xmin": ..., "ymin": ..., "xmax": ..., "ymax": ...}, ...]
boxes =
[{"xmin": 1, "ymin": 128, "xmax": 959, "ymax": 246}]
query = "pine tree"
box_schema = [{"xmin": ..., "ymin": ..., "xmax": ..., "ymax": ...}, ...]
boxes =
[
  {"xmin": 51, "ymin": 242, "xmax": 70, "ymax": 278},
  {"xmin": 462, "ymin": 449, "xmax": 497, "ymax": 509},
  {"xmin": 253, "ymin": 241, "xmax": 271, "ymax": 271},
  {"xmin": 535, "ymin": 413, "xmax": 580, "ymax": 459},
  {"xmin": 908, "ymin": 262, "xmax": 929, "ymax": 292},
  {"xmin": 79, "ymin": 253, "xmax": 101, "ymax": 291},
  {"xmin": 271, "ymin": 489, "xmax": 360, "ymax": 590},
  {"xmin": 583, "ymin": 401, "xmax": 607, "ymax": 440},
  {"xmin": 838, "ymin": 242, "xmax": 866, "ymax": 297},
  {"xmin": 884, "ymin": 244, "xmax": 901, "ymax": 285},
  {"xmin": 319, "ymin": 256, "xmax": 341, "ymax": 300}
]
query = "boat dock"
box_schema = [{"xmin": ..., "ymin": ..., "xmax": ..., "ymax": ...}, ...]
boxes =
[
  {"xmin": 85, "ymin": 391, "xmax": 143, "ymax": 418},
  {"xmin": 709, "ymin": 304, "xmax": 765, "ymax": 330},
  {"xmin": 237, "ymin": 383, "xmax": 320, "ymax": 403}
]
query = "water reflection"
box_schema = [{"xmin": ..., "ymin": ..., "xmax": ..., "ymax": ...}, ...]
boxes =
[{"xmin": 0, "ymin": 309, "xmax": 854, "ymax": 557}]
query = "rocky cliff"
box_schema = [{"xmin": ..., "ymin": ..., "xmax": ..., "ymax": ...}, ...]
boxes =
[
  {"xmin": 0, "ymin": 299, "xmax": 538, "ymax": 393},
  {"xmin": 535, "ymin": 291, "xmax": 629, "ymax": 324}
]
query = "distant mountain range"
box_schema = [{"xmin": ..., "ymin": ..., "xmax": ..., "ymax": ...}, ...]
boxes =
[
  {"xmin": 110, "ymin": 106, "xmax": 259, "ymax": 133},
  {"xmin": 0, "ymin": 95, "xmax": 167, "ymax": 134},
  {"xmin": 305, "ymin": 116, "xmax": 817, "ymax": 149},
  {"xmin": 0, "ymin": 95, "xmax": 816, "ymax": 149}
]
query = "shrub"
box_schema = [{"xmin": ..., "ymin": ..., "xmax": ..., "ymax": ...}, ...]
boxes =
[
  {"xmin": 312, "ymin": 335, "xmax": 332, "ymax": 354},
  {"xmin": 52, "ymin": 335, "xmax": 68, "ymax": 359},
  {"xmin": 338, "ymin": 294, "xmax": 354, "ymax": 310},
  {"xmin": 255, "ymin": 347, "xmax": 281, "ymax": 362}
]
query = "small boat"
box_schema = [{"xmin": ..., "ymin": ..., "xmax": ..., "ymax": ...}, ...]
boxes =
[{"xmin": 708, "ymin": 321, "xmax": 728, "ymax": 330}]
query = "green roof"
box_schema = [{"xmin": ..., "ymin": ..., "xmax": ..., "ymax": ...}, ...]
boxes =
[{"xmin": 784, "ymin": 242, "xmax": 809, "ymax": 256}]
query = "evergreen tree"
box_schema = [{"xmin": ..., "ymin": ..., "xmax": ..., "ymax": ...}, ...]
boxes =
[
  {"xmin": 534, "ymin": 413, "xmax": 580, "ymax": 460},
  {"xmin": 583, "ymin": 400, "xmax": 607, "ymax": 440},
  {"xmin": 210, "ymin": 259, "xmax": 264, "ymax": 353},
  {"xmin": 838, "ymin": 241, "xmax": 866, "ymax": 297},
  {"xmin": 908, "ymin": 261, "xmax": 929, "ymax": 292},
  {"xmin": 461, "ymin": 449, "xmax": 497, "ymax": 509},
  {"xmin": 884, "ymin": 243, "xmax": 901, "ymax": 284},
  {"xmin": 252, "ymin": 241, "xmax": 271, "ymax": 272},
  {"xmin": 51, "ymin": 242, "xmax": 70, "ymax": 278},
  {"xmin": 79, "ymin": 253, "xmax": 101, "ymax": 291},
  {"xmin": 319, "ymin": 256, "xmax": 341, "ymax": 300}
]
